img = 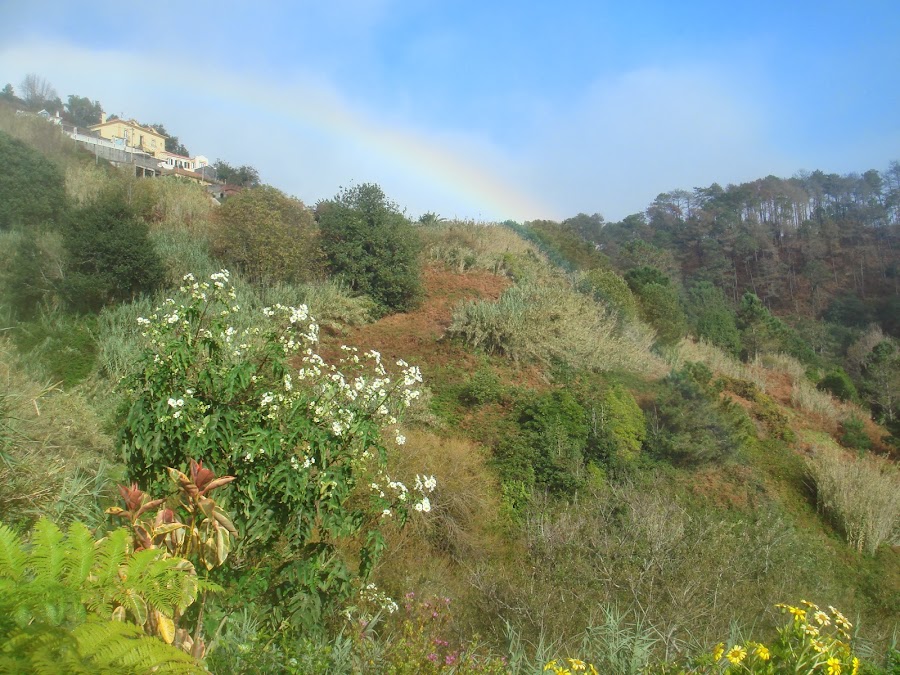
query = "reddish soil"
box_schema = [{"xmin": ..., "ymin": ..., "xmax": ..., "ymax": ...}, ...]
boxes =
[{"xmin": 317, "ymin": 267, "xmax": 544, "ymax": 388}]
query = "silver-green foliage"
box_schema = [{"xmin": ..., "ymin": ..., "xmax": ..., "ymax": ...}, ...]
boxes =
[{"xmin": 448, "ymin": 278, "xmax": 660, "ymax": 375}]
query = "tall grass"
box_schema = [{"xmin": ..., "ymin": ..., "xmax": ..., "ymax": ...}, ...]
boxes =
[
  {"xmin": 673, "ymin": 338, "xmax": 767, "ymax": 389},
  {"xmin": 0, "ymin": 337, "xmax": 116, "ymax": 528},
  {"xmin": 421, "ymin": 219, "xmax": 540, "ymax": 275},
  {"xmin": 806, "ymin": 443, "xmax": 900, "ymax": 553},
  {"xmin": 450, "ymin": 277, "xmax": 662, "ymax": 375}
]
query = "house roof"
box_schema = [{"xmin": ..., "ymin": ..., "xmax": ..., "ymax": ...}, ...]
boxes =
[{"xmin": 89, "ymin": 118, "xmax": 167, "ymax": 139}]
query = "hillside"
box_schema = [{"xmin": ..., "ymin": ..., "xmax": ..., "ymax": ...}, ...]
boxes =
[{"xmin": 0, "ymin": 108, "xmax": 898, "ymax": 674}]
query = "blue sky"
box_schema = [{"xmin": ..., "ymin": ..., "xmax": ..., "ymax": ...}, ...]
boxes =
[{"xmin": 1, "ymin": 0, "xmax": 898, "ymax": 221}]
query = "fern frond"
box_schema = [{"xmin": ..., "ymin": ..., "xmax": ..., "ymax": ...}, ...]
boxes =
[
  {"xmin": 63, "ymin": 521, "xmax": 96, "ymax": 589},
  {"xmin": 29, "ymin": 518, "xmax": 66, "ymax": 583},
  {"xmin": 74, "ymin": 619, "xmax": 205, "ymax": 674},
  {"xmin": 0, "ymin": 522, "xmax": 26, "ymax": 581}
]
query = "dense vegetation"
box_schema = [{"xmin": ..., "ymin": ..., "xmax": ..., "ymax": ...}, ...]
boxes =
[{"xmin": 0, "ymin": 97, "xmax": 898, "ymax": 674}]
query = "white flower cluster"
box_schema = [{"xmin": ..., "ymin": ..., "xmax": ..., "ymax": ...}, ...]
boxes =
[{"xmin": 359, "ymin": 582, "xmax": 399, "ymax": 614}]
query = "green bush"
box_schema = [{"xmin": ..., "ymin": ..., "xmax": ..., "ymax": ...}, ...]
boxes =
[
  {"xmin": 317, "ymin": 183, "xmax": 422, "ymax": 313},
  {"xmin": 118, "ymin": 270, "xmax": 433, "ymax": 628},
  {"xmin": 840, "ymin": 416, "xmax": 871, "ymax": 451},
  {"xmin": 211, "ymin": 185, "xmax": 323, "ymax": 284},
  {"xmin": 460, "ymin": 366, "xmax": 505, "ymax": 406},
  {"xmin": 0, "ymin": 130, "xmax": 67, "ymax": 229},
  {"xmin": 625, "ymin": 267, "xmax": 687, "ymax": 346},
  {"xmin": 648, "ymin": 365, "xmax": 750, "ymax": 465},
  {"xmin": 577, "ymin": 268, "xmax": 638, "ymax": 319},
  {"xmin": 817, "ymin": 368, "xmax": 859, "ymax": 403},
  {"xmin": 493, "ymin": 390, "xmax": 589, "ymax": 495},
  {"xmin": 61, "ymin": 192, "xmax": 165, "ymax": 313},
  {"xmin": 685, "ymin": 281, "xmax": 741, "ymax": 356},
  {"xmin": 586, "ymin": 384, "xmax": 646, "ymax": 468}
]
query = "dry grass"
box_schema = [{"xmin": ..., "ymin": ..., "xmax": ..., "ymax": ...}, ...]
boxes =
[
  {"xmin": 790, "ymin": 379, "xmax": 849, "ymax": 423},
  {"xmin": 148, "ymin": 177, "xmax": 214, "ymax": 232},
  {"xmin": 672, "ymin": 338, "xmax": 767, "ymax": 388},
  {"xmin": 449, "ymin": 277, "xmax": 663, "ymax": 375},
  {"xmin": 65, "ymin": 162, "xmax": 110, "ymax": 205},
  {"xmin": 421, "ymin": 220, "xmax": 539, "ymax": 274},
  {"xmin": 806, "ymin": 442, "xmax": 900, "ymax": 553},
  {"xmin": 755, "ymin": 352, "xmax": 808, "ymax": 383}
]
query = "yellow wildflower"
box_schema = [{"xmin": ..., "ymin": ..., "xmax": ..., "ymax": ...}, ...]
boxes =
[
  {"xmin": 712, "ymin": 643, "xmax": 725, "ymax": 661},
  {"xmin": 567, "ymin": 658, "xmax": 586, "ymax": 672},
  {"xmin": 788, "ymin": 606, "xmax": 807, "ymax": 622},
  {"xmin": 803, "ymin": 624, "xmax": 820, "ymax": 637},
  {"xmin": 826, "ymin": 656, "xmax": 842, "ymax": 675},
  {"xmin": 851, "ymin": 657, "xmax": 860, "ymax": 675},
  {"xmin": 801, "ymin": 600, "xmax": 821, "ymax": 611},
  {"xmin": 589, "ymin": 666, "xmax": 599, "ymax": 675},
  {"xmin": 812, "ymin": 640, "xmax": 828, "ymax": 653},
  {"xmin": 754, "ymin": 644, "xmax": 771, "ymax": 661},
  {"xmin": 726, "ymin": 645, "xmax": 747, "ymax": 664},
  {"xmin": 814, "ymin": 610, "xmax": 831, "ymax": 626},
  {"xmin": 544, "ymin": 661, "xmax": 557, "ymax": 671}
]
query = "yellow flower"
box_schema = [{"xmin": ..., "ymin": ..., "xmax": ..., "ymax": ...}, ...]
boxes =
[
  {"xmin": 789, "ymin": 606, "xmax": 807, "ymax": 622},
  {"xmin": 812, "ymin": 640, "xmax": 828, "ymax": 653},
  {"xmin": 851, "ymin": 657, "xmax": 860, "ymax": 675},
  {"xmin": 814, "ymin": 610, "xmax": 831, "ymax": 626},
  {"xmin": 712, "ymin": 643, "xmax": 725, "ymax": 661},
  {"xmin": 803, "ymin": 624, "xmax": 820, "ymax": 637},
  {"xmin": 826, "ymin": 656, "xmax": 842, "ymax": 675},
  {"xmin": 567, "ymin": 658, "xmax": 586, "ymax": 672},
  {"xmin": 754, "ymin": 644, "xmax": 771, "ymax": 661},
  {"xmin": 726, "ymin": 645, "xmax": 747, "ymax": 664},
  {"xmin": 544, "ymin": 661, "xmax": 557, "ymax": 671},
  {"xmin": 589, "ymin": 666, "xmax": 599, "ymax": 675},
  {"xmin": 801, "ymin": 600, "xmax": 821, "ymax": 611}
]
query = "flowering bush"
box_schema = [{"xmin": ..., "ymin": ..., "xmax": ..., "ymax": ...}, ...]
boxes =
[
  {"xmin": 650, "ymin": 600, "xmax": 865, "ymax": 674},
  {"xmin": 118, "ymin": 270, "xmax": 434, "ymax": 625}
]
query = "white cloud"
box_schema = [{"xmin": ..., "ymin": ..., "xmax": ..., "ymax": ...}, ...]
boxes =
[{"xmin": 517, "ymin": 65, "xmax": 795, "ymax": 220}]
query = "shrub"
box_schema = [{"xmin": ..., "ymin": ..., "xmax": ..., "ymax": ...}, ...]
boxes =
[
  {"xmin": 449, "ymin": 278, "xmax": 662, "ymax": 375},
  {"xmin": 806, "ymin": 444, "xmax": 900, "ymax": 553},
  {"xmin": 421, "ymin": 219, "xmax": 537, "ymax": 275},
  {"xmin": 817, "ymin": 368, "xmax": 859, "ymax": 403},
  {"xmin": 685, "ymin": 281, "xmax": 741, "ymax": 356},
  {"xmin": 576, "ymin": 268, "xmax": 638, "ymax": 319},
  {"xmin": 625, "ymin": 267, "xmax": 687, "ymax": 346},
  {"xmin": 60, "ymin": 191, "xmax": 165, "ymax": 312},
  {"xmin": 647, "ymin": 365, "xmax": 750, "ymax": 465},
  {"xmin": 317, "ymin": 183, "xmax": 422, "ymax": 313},
  {"xmin": 839, "ymin": 415, "xmax": 871, "ymax": 451},
  {"xmin": 585, "ymin": 384, "xmax": 646, "ymax": 467},
  {"xmin": 460, "ymin": 366, "xmax": 505, "ymax": 406},
  {"xmin": 118, "ymin": 270, "xmax": 434, "ymax": 627},
  {"xmin": 211, "ymin": 185, "xmax": 323, "ymax": 284},
  {"xmin": 0, "ymin": 130, "xmax": 67, "ymax": 229}
]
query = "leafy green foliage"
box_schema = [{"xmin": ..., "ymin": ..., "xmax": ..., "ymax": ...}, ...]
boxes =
[
  {"xmin": 685, "ymin": 281, "xmax": 741, "ymax": 356},
  {"xmin": 317, "ymin": 183, "xmax": 423, "ymax": 313},
  {"xmin": 576, "ymin": 268, "xmax": 638, "ymax": 319},
  {"xmin": 817, "ymin": 368, "xmax": 859, "ymax": 403},
  {"xmin": 585, "ymin": 384, "xmax": 646, "ymax": 468},
  {"xmin": 118, "ymin": 270, "xmax": 432, "ymax": 628},
  {"xmin": 737, "ymin": 292, "xmax": 817, "ymax": 364},
  {"xmin": 61, "ymin": 191, "xmax": 166, "ymax": 313},
  {"xmin": 64, "ymin": 94, "xmax": 102, "ymax": 128},
  {"xmin": 212, "ymin": 159, "xmax": 260, "ymax": 187},
  {"xmin": 0, "ymin": 518, "xmax": 204, "ymax": 673},
  {"xmin": 647, "ymin": 364, "xmax": 751, "ymax": 465},
  {"xmin": 210, "ymin": 185, "xmax": 324, "ymax": 284},
  {"xmin": 0, "ymin": 130, "xmax": 67, "ymax": 229},
  {"xmin": 494, "ymin": 390, "xmax": 589, "ymax": 495},
  {"xmin": 625, "ymin": 267, "xmax": 687, "ymax": 346},
  {"xmin": 839, "ymin": 416, "xmax": 871, "ymax": 451}
]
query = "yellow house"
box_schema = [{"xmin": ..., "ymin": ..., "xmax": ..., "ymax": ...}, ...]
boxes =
[{"xmin": 88, "ymin": 114, "xmax": 167, "ymax": 157}]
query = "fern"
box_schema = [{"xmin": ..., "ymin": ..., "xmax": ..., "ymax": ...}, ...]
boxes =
[{"xmin": 0, "ymin": 517, "xmax": 206, "ymax": 673}]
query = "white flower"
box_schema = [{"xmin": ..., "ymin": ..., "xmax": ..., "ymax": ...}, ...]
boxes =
[
  {"xmin": 424, "ymin": 475, "xmax": 437, "ymax": 492},
  {"xmin": 395, "ymin": 433, "xmax": 406, "ymax": 446},
  {"xmin": 167, "ymin": 398, "xmax": 185, "ymax": 408},
  {"xmin": 414, "ymin": 497, "xmax": 431, "ymax": 513}
]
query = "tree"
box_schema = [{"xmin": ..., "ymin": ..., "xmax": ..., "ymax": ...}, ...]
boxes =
[
  {"xmin": 61, "ymin": 192, "xmax": 166, "ymax": 312},
  {"xmin": 64, "ymin": 94, "xmax": 103, "ymax": 127},
  {"xmin": 19, "ymin": 73, "xmax": 57, "ymax": 109},
  {"xmin": 148, "ymin": 123, "xmax": 190, "ymax": 156},
  {"xmin": 686, "ymin": 281, "xmax": 741, "ymax": 355},
  {"xmin": 212, "ymin": 159, "xmax": 260, "ymax": 187},
  {"xmin": 317, "ymin": 183, "xmax": 422, "ymax": 312},
  {"xmin": 210, "ymin": 186, "xmax": 324, "ymax": 283},
  {"xmin": 0, "ymin": 83, "xmax": 17, "ymax": 103}
]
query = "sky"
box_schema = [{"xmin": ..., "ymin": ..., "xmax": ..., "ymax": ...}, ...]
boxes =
[{"xmin": 1, "ymin": 0, "xmax": 898, "ymax": 222}]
